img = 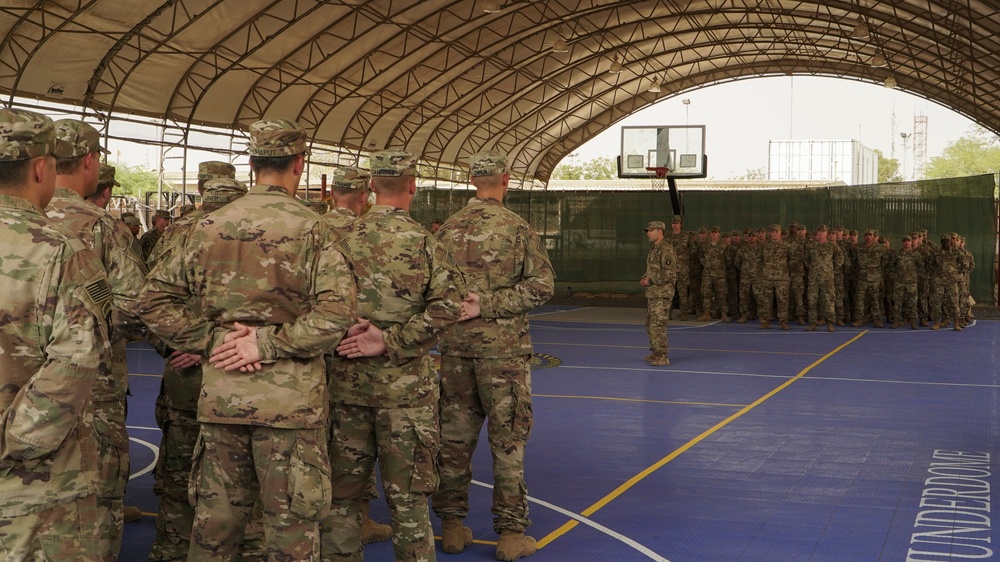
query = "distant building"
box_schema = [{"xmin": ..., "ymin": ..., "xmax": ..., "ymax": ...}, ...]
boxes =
[{"xmin": 767, "ymin": 140, "xmax": 878, "ymax": 185}]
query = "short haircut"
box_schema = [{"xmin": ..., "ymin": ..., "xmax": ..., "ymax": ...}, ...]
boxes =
[
  {"xmin": 56, "ymin": 154, "xmax": 85, "ymax": 175},
  {"xmin": 372, "ymin": 175, "xmax": 411, "ymax": 194},
  {"xmin": 0, "ymin": 159, "xmax": 31, "ymax": 190},
  {"xmin": 471, "ymin": 174, "xmax": 504, "ymax": 189},
  {"xmin": 331, "ymin": 185, "xmax": 367, "ymax": 198},
  {"xmin": 249, "ymin": 154, "xmax": 297, "ymax": 174}
]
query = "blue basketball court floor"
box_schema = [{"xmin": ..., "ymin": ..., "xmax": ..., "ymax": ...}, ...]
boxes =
[{"xmin": 121, "ymin": 305, "xmax": 999, "ymax": 561}]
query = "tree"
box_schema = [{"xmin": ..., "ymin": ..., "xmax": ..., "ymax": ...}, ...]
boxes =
[
  {"xmin": 874, "ymin": 149, "xmax": 902, "ymax": 183},
  {"xmin": 922, "ymin": 125, "xmax": 1000, "ymax": 179},
  {"xmin": 551, "ymin": 156, "xmax": 616, "ymax": 180},
  {"xmin": 733, "ymin": 167, "xmax": 767, "ymax": 180},
  {"xmin": 114, "ymin": 162, "xmax": 160, "ymax": 198}
]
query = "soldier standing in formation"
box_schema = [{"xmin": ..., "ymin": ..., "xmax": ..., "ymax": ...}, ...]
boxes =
[
  {"xmin": 758, "ymin": 224, "xmax": 791, "ymax": 330},
  {"xmin": 889, "ymin": 234, "xmax": 922, "ymax": 329},
  {"xmin": 0, "ymin": 108, "xmax": 110, "ymax": 561},
  {"xmin": 698, "ymin": 226, "xmax": 729, "ymax": 322},
  {"xmin": 735, "ymin": 229, "xmax": 761, "ymax": 323},
  {"xmin": 46, "ymin": 118, "xmax": 147, "ymax": 561},
  {"xmin": 853, "ymin": 229, "xmax": 888, "ymax": 328},
  {"xmin": 139, "ymin": 119, "xmax": 357, "ymax": 560},
  {"xmin": 431, "ymin": 150, "xmax": 555, "ymax": 562},
  {"xmin": 664, "ymin": 216, "xmax": 694, "ymax": 321},
  {"xmin": 640, "ymin": 221, "xmax": 677, "ymax": 366},
  {"xmin": 323, "ymin": 150, "xmax": 464, "ymax": 562},
  {"xmin": 804, "ymin": 225, "xmax": 843, "ymax": 332}
]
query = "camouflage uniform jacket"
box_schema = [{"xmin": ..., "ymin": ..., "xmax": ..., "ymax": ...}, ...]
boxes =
[
  {"xmin": 139, "ymin": 184, "xmax": 357, "ymax": 429},
  {"xmin": 644, "ymin": 240, "xmax": 676, "ymax": 299},
  {"xmin": 0, "ymin": 194, "xmax": 110, "ymax": 516},
  {"xmin": 331, "ymin": 205, "xmax": 463, "ymax": 408},
  {"xmin": 46, "ymin": 187, "xmax": 146, "ymax": 401},
  {"xmin": 856, "ymin": 243, "xmax": 887, "ymax": 282},
  {"xmin": 804, "ymin": 240, "xmax": 844, "ymax": 278},
  {"xmin": 760, "ymin": 239, "xmax": 791, "ymax": 281},
  {"xmin": 139, "ymin": 227, "xmax": 162, "ymax": 261},
  {"xmin": 700, "ymin": 241, "xmax": 726, "ymax": 277},
  {"xmin": 735, "ymin": 243, "xmax": 763, "ymax": 279},
  {"xmin": 788, "ymin": 239, "xmax": 806, "ymax": 275},
  {"xmin": 725, "ymin": 243, "xmax": 741, "ymax": 278},
  {"xmin": 323, "ymin": 205, "xmax": 358, "ymax": 230},
  {"xmin": 665, "ymin": 231, "xmax": 694, "ymax": 271},
  {"xmin": 890, "ymin": 248, "xmax": 922, "ymax": 285},
  {"xmin": 937, "ymin": 247, "xmax": 964, "ymax": 283},
  {"xmin": 436, "ymin": 197, "xmax": 555, "ymax": 358},
  {"xmin": 147, "ymin": 208, "xmax": 206, "ymax": 267}
]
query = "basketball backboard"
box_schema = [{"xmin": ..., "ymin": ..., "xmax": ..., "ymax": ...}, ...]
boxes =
[{"xmin": 617, "ymin": 125, "xmax": 707, "ymax": 178}]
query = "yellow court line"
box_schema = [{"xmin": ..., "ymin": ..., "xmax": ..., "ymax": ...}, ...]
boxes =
[
  {"xmin": 537, "ymin": 329, "xmax": 868, "ymax": 549},
  {"xmin": 533, "ymin": 341, "xmax": 822, "ymax": 356},
  {"xmin": 534, "ymin": 393, "xmax": 747, "ymax": 408}
]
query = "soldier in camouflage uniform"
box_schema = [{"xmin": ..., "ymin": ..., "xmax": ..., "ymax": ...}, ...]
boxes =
[
  {"xmin": 889, "ymin": 235, "xmax": 922, "ymax": 329},
  {"xmin": 688, "ymin": 227, "xmax": 707, "ymax": 317},
  {"xmin": 322, "ymin": 150, "xmax": 463, "ymax": 562},
  {"xmin": 146, "ymin": 176, "xmax": 259, "ymax": 562},
  {"xmin": 139, "ymin": 119, "xmax": 357, "ymax": 561},
  {"xmin": 431, "ymin": 150, "xmax": 555, "ymax": 562},
  {"xmin": 45, "ymin": 119, "xmax": 147, "ymax": 561},
  {"xmin": 85, "ymin": 164, "xmax": 119, "ymax": 209},
  {"xmin": 735, "ymin": 229, "xmax": 762, "ymax": 322},
  {"xmin": 140, "ymin": 209, "xmax": 171, "ymax": 261},
  {"xmin": 932, "ymin": 233, "xmax": 965, "ymax": 331},
  {"xmin": 853, "ymin": 229, "xmax": 888, "ymax": 328},
  {"xmin": 725, "ymin": 230, "xmax": 742, "ymax": 319},
  {"xmin": 804, "ymin": 224, "xmax": 843, "ymax": 332},
  {"xmin": 315, "ymin": 166, "xmax": 394, "ymax": 547},
  {"xmin": 664, "ymin": 217, "xmax": 695, "ymax": 321},
  {"xmin": 957, "ymin": 235, "xmax": 974, "ymax": 323},
  {"xmin": 831, "ymin": 227, "xmax": 848, "ymax": 325},
  {"xmin": 0, "ymin": 108, "xmax": 109, "ymax": 561},
  {"xmin": 913, "ymin": 230, "xmax": 932, "ymax": 325},
  {"xmin": 641, "ymin": 221, "xmax": 677, "ymax": 365},
  {"xmin": 122, "ymin": 213, "xmax": 141, "ymax": 237},
  {"xmin": 758, "ymin": 224, "xmax": 791, "ymax": 330},
  {"xmin": 788, "ymin": 224, "xmax": 808, "ymax": 324},
  {"xmin": 698, "ymin": 226, "xmax": 728, "ymax": 322},
  {"xmin": 843, "ymin": 229, "xmax": 860, "ymax": 324}
]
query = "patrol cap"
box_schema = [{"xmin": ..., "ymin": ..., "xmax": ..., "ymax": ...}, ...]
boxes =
[
  {"xmin": 731, "ymin": 229, "xmax": 741, "ymax": 236},
  {"xmin": 152, "ymin": 209, "xmax": 171, "ymax": 221},
  {"xmin": 331, "ymin": 166, "xmax": 371, "ymax": 190},
  {"xmin": 247, "ymin": 119, "xmax": 308, "ymax": 157},
  {"xmin": 710, "ymin": 226, "xmax": 721, "ymax": 233},
  {"xmin": 198, "ymin": 160, "xmax": 236, "ymax": 181},
  {"xmin": 201, "ymin": 178, "xmax": 248, "ymax": 205},
  {"xmin": 769, "ymin": 223, "xmax": 781, "ymax": 231},
  {"xmin": 644, "ymin": 221, "xmax": 665, "ymax": 231},
  {"xmin": 671, "ymin": 216, "xmax": 682, "ymax": 224},
  {"xmin": 370, "ymin": 150, "xmax": 417, "ymax": 177},
  {"xmin": 697, "ymin": 226, "xmax": 708, "ymax": 234},
  {"xmin": 902, "ymin": 234, "xmax": 912, "ymax": 241},
  {"xmin": 721, "ymin": 232, "xmax": 730, "ymax": 239},
  {"xmin": 98, "ymin": 164, "xmax": 120, "ymax": 187},
  {"xmin": 468, "ymin": 150, "xmax": 507, "ymax": 177},
  {"xmin": 864, "ymin": 228, "xmax": 876, "ymax": 235},
  {"xmin": 121, "ymin": 214, "xmax": 141, "ymax": 227},
  {"xmin": 815, "ymin": 224, "xmax": 828, "ymax": 232},
  {"xmin": 53, "ymin": 119, "xmax": 109, "ymax": 158},
  {"xmin": 849, "ymin": 229, "xmax": 858, "ymax": 236},
  {"xmin": 0, "ymin": 108, "xmax": 58, "ymax": 162}
]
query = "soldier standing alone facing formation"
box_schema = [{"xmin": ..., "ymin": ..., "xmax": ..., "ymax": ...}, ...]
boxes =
[
  {"xmin": 641, "ymin": 221, "xmax": 677, "ymax": 366},
  {"xmin": 0, "ymin": 108, "xmax": 111, "ymax": 561},
  {"xmin": 431, "ymin": 150, "xmax": 555, "ymax": 562},
  {"xmin": 139, "ymin": 119, "xmax": 358, "ymax": 560}
]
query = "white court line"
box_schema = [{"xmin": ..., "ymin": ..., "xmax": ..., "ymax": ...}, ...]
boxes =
[
  {"xmin": 529, "ymin": 307, "xmax": 595, "ymax": 318},
  {"xmin": 471, "ymin": 479, "xmax": 670, "ymax": 562},
  {"xmin": 128, "ymin": 437, "xmax": 160, "ymax": 480},
  {"xmin": 127, "ymin": 425, "xmax": 161, "ymax": 431},
  {"xmin": 801, "ymin": 374, "xmax": 1000, "ymax": 388}
]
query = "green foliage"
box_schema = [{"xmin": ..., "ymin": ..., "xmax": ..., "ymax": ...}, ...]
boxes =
[
  {"xmin": 923, "ymin": 125, "xmax": 1000, "ymax": 179},
  {"xmin": 113, "ymin": 162, "xmax": 160, "ymax": 198},
  {"xmin": 551, "ymin": 156, "xmax": 616, "ymax": 180},
  {"xmin": 873, "ymin": 149, "xmax": 902, "ymax": 183},
  {"xmin": 733, "ymin": 167, "xmax": 767, "ymax": 180}
]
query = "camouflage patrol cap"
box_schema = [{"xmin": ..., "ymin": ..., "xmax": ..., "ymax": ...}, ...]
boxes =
[
  {"xmin": 0, "ymin": 108, "xmax": 58, "ymax": 162},
  {"xmin": 302, "ymin": 198, "xmax": 329, "ymax": 214},
  {"xmin": 671, "ymin": 216, "xmax": 683, "ymax": 224},
  {"xmin": 248, "ymin": 119, "xmax": 308, "ymax": 157},
  {"xmin": 644, "ymin": 221, "xmax": 665, "ymax": 231},
  {"xmin": 331, "ymin": 166, "xmax": 371, "ymax": 190},
  {"xmin": 198, "ymin": 160, "xmax": 236, "ymax": 181},
  {"xmin": 98, "ymin": 164, "xmax": 120, "ymax": 187},
  {"xmin": 902, "ymin": 234, "xmax": 912, "ymax": 241},
  {"xmin": 202, "ymin": 178, "xmax": 248, "ymax": 205},
  {"xmin": 710, "ymin": 225, "xmax": 721, "ymax": 233},
  {"xmin": 697, "ymin": 226, "xmax": 708, "ymax": 234},
  {"xmin": 864, "ymin": 228, "xmax": 876, "ymax": 235},
  {"xmin": 53, "ymin": 119, "xmax": 109, "ymax": 158},
  {"xmin": 769, "ymin": 223, "xmax": 781, "ymax": 231},
  {"xmin": 468, "ymin": 150, "xmax": 508, "ymax": 177},
  {"xmin": 849, "ymin": 229, "xmax": 858, "ymax": 236},
  {"xmin": 815, "ymin": 224, "xmax": 828, "ymax": 232},
  {"xmin": 121, "ymin": 214, "xmax": 141, "ymax": 227},
  {"xmin": 152, "ymin": 209, "xmax": 171, "ymax": 221},
  {"xmin": 731, "ymin": 229, "xmax": 741, "ymax": 236},
  {"xmin": 370, "ymin": 150, "xmax": 417, "ymax": 177},
  {"xmin": 721, "ymin": 232, "xmax": 730, "ymax": 239}
]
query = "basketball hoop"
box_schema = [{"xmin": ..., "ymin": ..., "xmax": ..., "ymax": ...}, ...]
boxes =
[{"xmin": 646, "ymin": 166, "xmax": 670, "ymax": 190}]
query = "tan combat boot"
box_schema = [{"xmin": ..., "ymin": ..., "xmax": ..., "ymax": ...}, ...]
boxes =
[
  {"xmin": 440, "ymin": 518, "xmax": 473, "ymax": 554},
  {"xmin": 697, "ymin": 313, "xmax": 711, "ymax": 322},
  {"xmin": 759, "ymin": 320, "xmax": 770, "ymax": 329},
  {"xmin": 932, "ymin": 322, "xmax": 940, "ymax": 331},
  {"xmin": 496, "ymin": 530, "xmax": 537, "ymax": 561},
  {"xmin": 910, "ymin": 320, "xmax": 918, "ymax": 329},
  {"xmin": 806, "ymin": 323, "xmax": 816, "ymax": 332},
  {"xmin": 796, "ymin": 315, "xmax": 805, "ymax": 325},
  {"xmin": 722, "ymin": 312, "xmax": 731, "ymax": 323},
  {"xmin": 678, "ymin": 312, "xmax": 688, "ymax": 321},
  {"xmin": 780, "ymin": 321, "xmax": 789, "ymax": 331},
  {"xmin": 826, "ymin": 322, "xmax": 835, "ymax": 332},
  {"xmin": 649, "ymin": 354, "xmax": 671, "ymax": 366},
  {"xmin": 737, "ymin": 315, "xmax": 747, "ymax": 323},
  {"xmin": 361, "ymin": 501, "xmax": 392, "ymax": 544}
]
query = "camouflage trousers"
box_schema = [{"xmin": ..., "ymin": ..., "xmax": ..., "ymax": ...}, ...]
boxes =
[
  {"xmin": 807, "ymin": 274, "xmax": 836, "ymax": 325},
  {"xmin": 930, "ymin": 280, "xmax": 961, "ymax": 324},
  {"xmin": 93, "ymin": 399, "xmax": 129, "ymax": 562},
  {"xmin": 645, "ymin": 296, "xmax": 672, "ymax": 356},
  {"xmin": 738, "ymin": 279, "xmax": 757, "ymax": 320},
  {"xmin": 789, "ymin": 274, "xmax": 806, "ymax": 319},
  {"xmin": 833, "ymin": 272, "xmax": 846, "ymax": 323},
  {"xmin": 726, "ymin": 274, "xmax": 740, "ymax": 318},
  {"xmin": 188, "ymin": 424, "xmax": 329, "ymax": 562},
  {"xmin": 892, "ymin": 282, "xmax": 918, "ymax": 324},
  {"xmin": 322, "ymin": 404, "xmax": 437, "ymax": 562},
  {"xmin": 671, "ymin": 270, "xmax": 690, "ymax": 318},
  {"xmin": 432, "ymin": 355, "xmax": 533, "ymax": 534},
  {"xmin": 756, "ymin": 278, "xmax": 789, "ymax": 322},
  {"xmin": 916, "ymin": 274, "xmax": 930, "ymax": 320},
  {"xmin": 688, "ymin": 268, "xmax": 704, "ymax": 314},
  {"xmin": 701, "ymin": 274, "xmax": 727, "ymax": 316},
  {"xmin": 0, "ymin": 493, "xmax": 102, "ymax": 561},
  {"xmin": 854, "ymin": 278, "xmax": 884, "ymax": 322}
]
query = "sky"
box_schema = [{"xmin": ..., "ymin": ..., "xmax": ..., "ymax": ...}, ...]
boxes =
[{"xmin": 565, "ymin": 74, "xmax": 982, "ymax": 181}]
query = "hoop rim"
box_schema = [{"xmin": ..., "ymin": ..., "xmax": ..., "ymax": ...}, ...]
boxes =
[{"xmin": 645, "ymin": 166, "xmax": 670, "ymax": 178}]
